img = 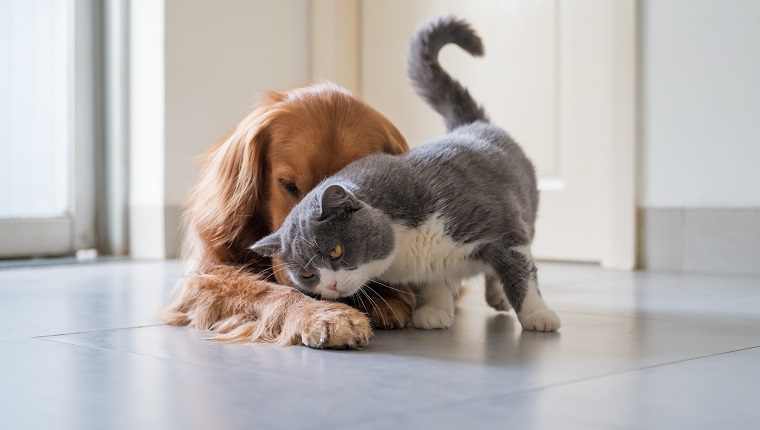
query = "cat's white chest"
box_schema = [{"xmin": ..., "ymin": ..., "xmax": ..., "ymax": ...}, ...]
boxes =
[{"xmin": 378, "ymin": 215, "xmax": 482, "ymax": 284}]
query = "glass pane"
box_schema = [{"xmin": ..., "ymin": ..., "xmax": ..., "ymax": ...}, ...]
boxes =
[{"xmin": 0, "ymin": 0, "xmax": 70, "ymax": 219}]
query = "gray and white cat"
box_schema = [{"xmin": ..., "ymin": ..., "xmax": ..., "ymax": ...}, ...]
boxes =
[{"xmin": 251, "ymin": 16, "xmax": 560, "ymax": 332}]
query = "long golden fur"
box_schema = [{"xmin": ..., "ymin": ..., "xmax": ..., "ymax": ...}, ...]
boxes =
[{"xmin": 161, "ymin": 83, "xmax": 416, "ymax": 348}]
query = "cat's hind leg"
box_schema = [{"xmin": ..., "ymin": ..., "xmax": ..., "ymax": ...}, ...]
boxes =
[
  {"xmin": 484, "ymin": 270, "xmax": 511, "ymax": 311},
  {"xmin": 413, "ymin": 282, "xmax": 456, "ymax": 329},
  {"xmin": 484, "ymin": 244, "xmax": 560, "ymax": 332}
]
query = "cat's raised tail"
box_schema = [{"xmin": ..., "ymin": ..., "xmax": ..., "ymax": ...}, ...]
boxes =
[{"xmin": 408, "ymin": 16, "xmax": 488, "ymax": 131}]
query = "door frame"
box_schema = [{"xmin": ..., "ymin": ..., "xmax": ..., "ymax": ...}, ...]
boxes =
[{"xmin": 310, "ymin": 0, "xmax": 637, "ymax": 270}]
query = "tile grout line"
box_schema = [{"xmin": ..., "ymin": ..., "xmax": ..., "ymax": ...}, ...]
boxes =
[
  {"xmin": 331, "ymin": 344, "xmax": 760, "ymax": 430},
  {"xmin": 600, "ymin": 344, "xmax": 760, "ymax": 375},
  {"xmin": 37, "ymin": 335, "xmax": 347, "ymax": 387},
  {"xmin": 31, "ymin": 323, "xmax": 167, "ymax": 338},
  {"xmin": 37, "ymin": 336, "xmax": 291, "ymax": 377}
]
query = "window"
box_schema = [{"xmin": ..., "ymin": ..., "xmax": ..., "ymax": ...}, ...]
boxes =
[{"xmin": 0, "ymin": 0, "xmax": 97, "ymax": 258}]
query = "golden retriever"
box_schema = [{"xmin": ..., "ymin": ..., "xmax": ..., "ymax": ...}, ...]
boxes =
[{"xmin": 161, "ymin": 82, "xmax": 415, "ymax": 348}]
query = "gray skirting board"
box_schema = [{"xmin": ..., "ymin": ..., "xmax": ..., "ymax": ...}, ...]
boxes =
[{"xmin": 639, "ymin": 208, "xmax": 760, "ymax": 275}]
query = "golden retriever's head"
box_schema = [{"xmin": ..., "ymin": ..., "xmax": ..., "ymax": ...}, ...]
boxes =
[
  {"xmin": 187, "ymin": 82, "xmax": 408, "ymax": 269},
  {"xmin": 263, "ymin": 84, "xmax": 408, "ymax": 230}
]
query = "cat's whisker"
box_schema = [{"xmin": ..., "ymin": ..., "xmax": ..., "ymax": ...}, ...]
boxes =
[
  {"xmin": 308, "ymin": 236, "xmax": 320, "ymax": 251},
  {"xmin": 355, "ymin": 290, "xmax": 376, "ymax": 327},
  {"xmin": 295, "ymin": 235, "xmax": 321, "ymax": 254},
  {"xmin": 264, "ymin": 263, "xmax": 293, "ymax": 276},
  {"xmin": 355, "ymin": 291, "xmax": 368, "ymax": 319},
  {"xmin": 269, "ymin": 264, "xmax": 298, "ymax": 275},
  {"xmin": 370, "ymin": 280, "xmax": 418, "ymax": 297},
  {"xmin": 266, "ymin": 263, "xmax": 299, "ymax": 283},
  {"xmin": 304, "ymin": 253, "xmax": 319, "ymax": 270},
  {"xmin": 266, "ymin": 263, "xmax": 292, "ymax": 274},
  {"xmin": 269, "ymin": 267, "xmax": 292, "ymax": 276},
  {"xmin": 364, "ymin": 284, "xmax": 404, "ymax": 330},
  {"xmin": 360, "ymin": 288, "xmax": 386, "ymax": 329}
]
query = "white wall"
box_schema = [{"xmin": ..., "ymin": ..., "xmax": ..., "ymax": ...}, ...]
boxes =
[
  {"xmin": 641, "ymin": 0, "xmax": 760, "ymax": 207},
  {"xmin": 163, "ymin": 0, "xmax": 310, "ymax": 208},
  {"xmin": 129, "ymin": 0, "xmax": 310, "ymax": 258}
]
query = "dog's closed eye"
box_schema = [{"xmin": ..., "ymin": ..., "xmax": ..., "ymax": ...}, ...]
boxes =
[{"xmin": 278, "ymin": 178, "xmax": 300, "ymax": 198}]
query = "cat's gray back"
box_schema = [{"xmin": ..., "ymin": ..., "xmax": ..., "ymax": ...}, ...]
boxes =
[{"xmin": 332, "ymin": 121, "xmax": 538, "ymax": 244}]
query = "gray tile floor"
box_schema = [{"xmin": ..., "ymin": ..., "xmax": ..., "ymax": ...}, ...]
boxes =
[{"xmin": 1, "ymin": 261, "xmax": 759, "ymax": 430}]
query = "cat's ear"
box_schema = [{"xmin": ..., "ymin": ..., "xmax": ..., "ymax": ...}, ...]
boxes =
[
  {"xmin": 319, "ymin": 184, "xmax": 361, "ymax": 218},
  {"xmin": 249, "ymin": 232, "xmax": 282, "ymax": 257}
]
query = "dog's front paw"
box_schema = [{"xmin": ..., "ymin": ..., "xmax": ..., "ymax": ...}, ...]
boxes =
[
  {"xmin": 518, "ymin": 308, "xmax": 561, "ymax": 332},
  {"xmin": 366, "ymin": 296, "xmax": 413, "ymax": 329},
  {"xmin": 413, "ymin": 306, "xmax": 454, "ymax": 329},
  {"xmin": 302, "ymin": 304, "xmax": 373, "ymax": 349}
]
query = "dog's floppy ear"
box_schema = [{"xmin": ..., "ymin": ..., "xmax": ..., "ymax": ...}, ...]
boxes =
[
  {"xmin": 187, "ymin": 97, "xmax": 282, "ymax": 263},
  {"xmin": 249, "ymin": 231, "xmax": 282, "ymax": 257}
]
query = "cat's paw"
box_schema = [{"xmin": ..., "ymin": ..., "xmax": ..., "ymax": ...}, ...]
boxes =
[
  {"xmin": 413, "ymin": 306, "xmax": 454, "ymax": 329},
  {"xmin": 485, "ymin": 290, "xmax": 512, "ymax": 312},
  {"xmin": 301, "ymin": 305, "xmax": 373, "ymax": 349},
  {"xmin": 518, "ymin": 308, "xmax": 561, "ymax": 332}
]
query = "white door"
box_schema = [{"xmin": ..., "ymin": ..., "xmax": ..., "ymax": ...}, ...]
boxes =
[{"xmin": 312, "ymin": 0, "xmax": 636, "ymax": 268}]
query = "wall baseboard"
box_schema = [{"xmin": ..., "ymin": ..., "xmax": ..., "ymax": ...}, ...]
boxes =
[{"xmin": 639, "ymin": 208, "xmax": 760, "ymax": 275}]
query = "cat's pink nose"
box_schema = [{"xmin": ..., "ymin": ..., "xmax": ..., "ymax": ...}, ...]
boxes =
[{"xmin": 326, "ymin": 282, "xmax": 338, "ymax": 291}]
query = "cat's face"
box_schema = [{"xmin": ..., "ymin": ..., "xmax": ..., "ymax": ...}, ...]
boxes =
[{"xmin": 250, "ymin": 183, "xmax": 396, "ymax": 299}]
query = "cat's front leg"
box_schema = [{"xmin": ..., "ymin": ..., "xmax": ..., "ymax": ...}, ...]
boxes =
[{"xmin": 412, "ymin": 282, "xmax": 456, "ymax": 329}]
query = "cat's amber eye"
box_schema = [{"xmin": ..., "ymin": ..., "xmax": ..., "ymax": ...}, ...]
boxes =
[
  {"xmin": 301, "ymin": 272, "xmax": 315, "ymax": 279},
  {"xmin": 329, "ymin": 244, "xmax": 343, "ymax": 260}
]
